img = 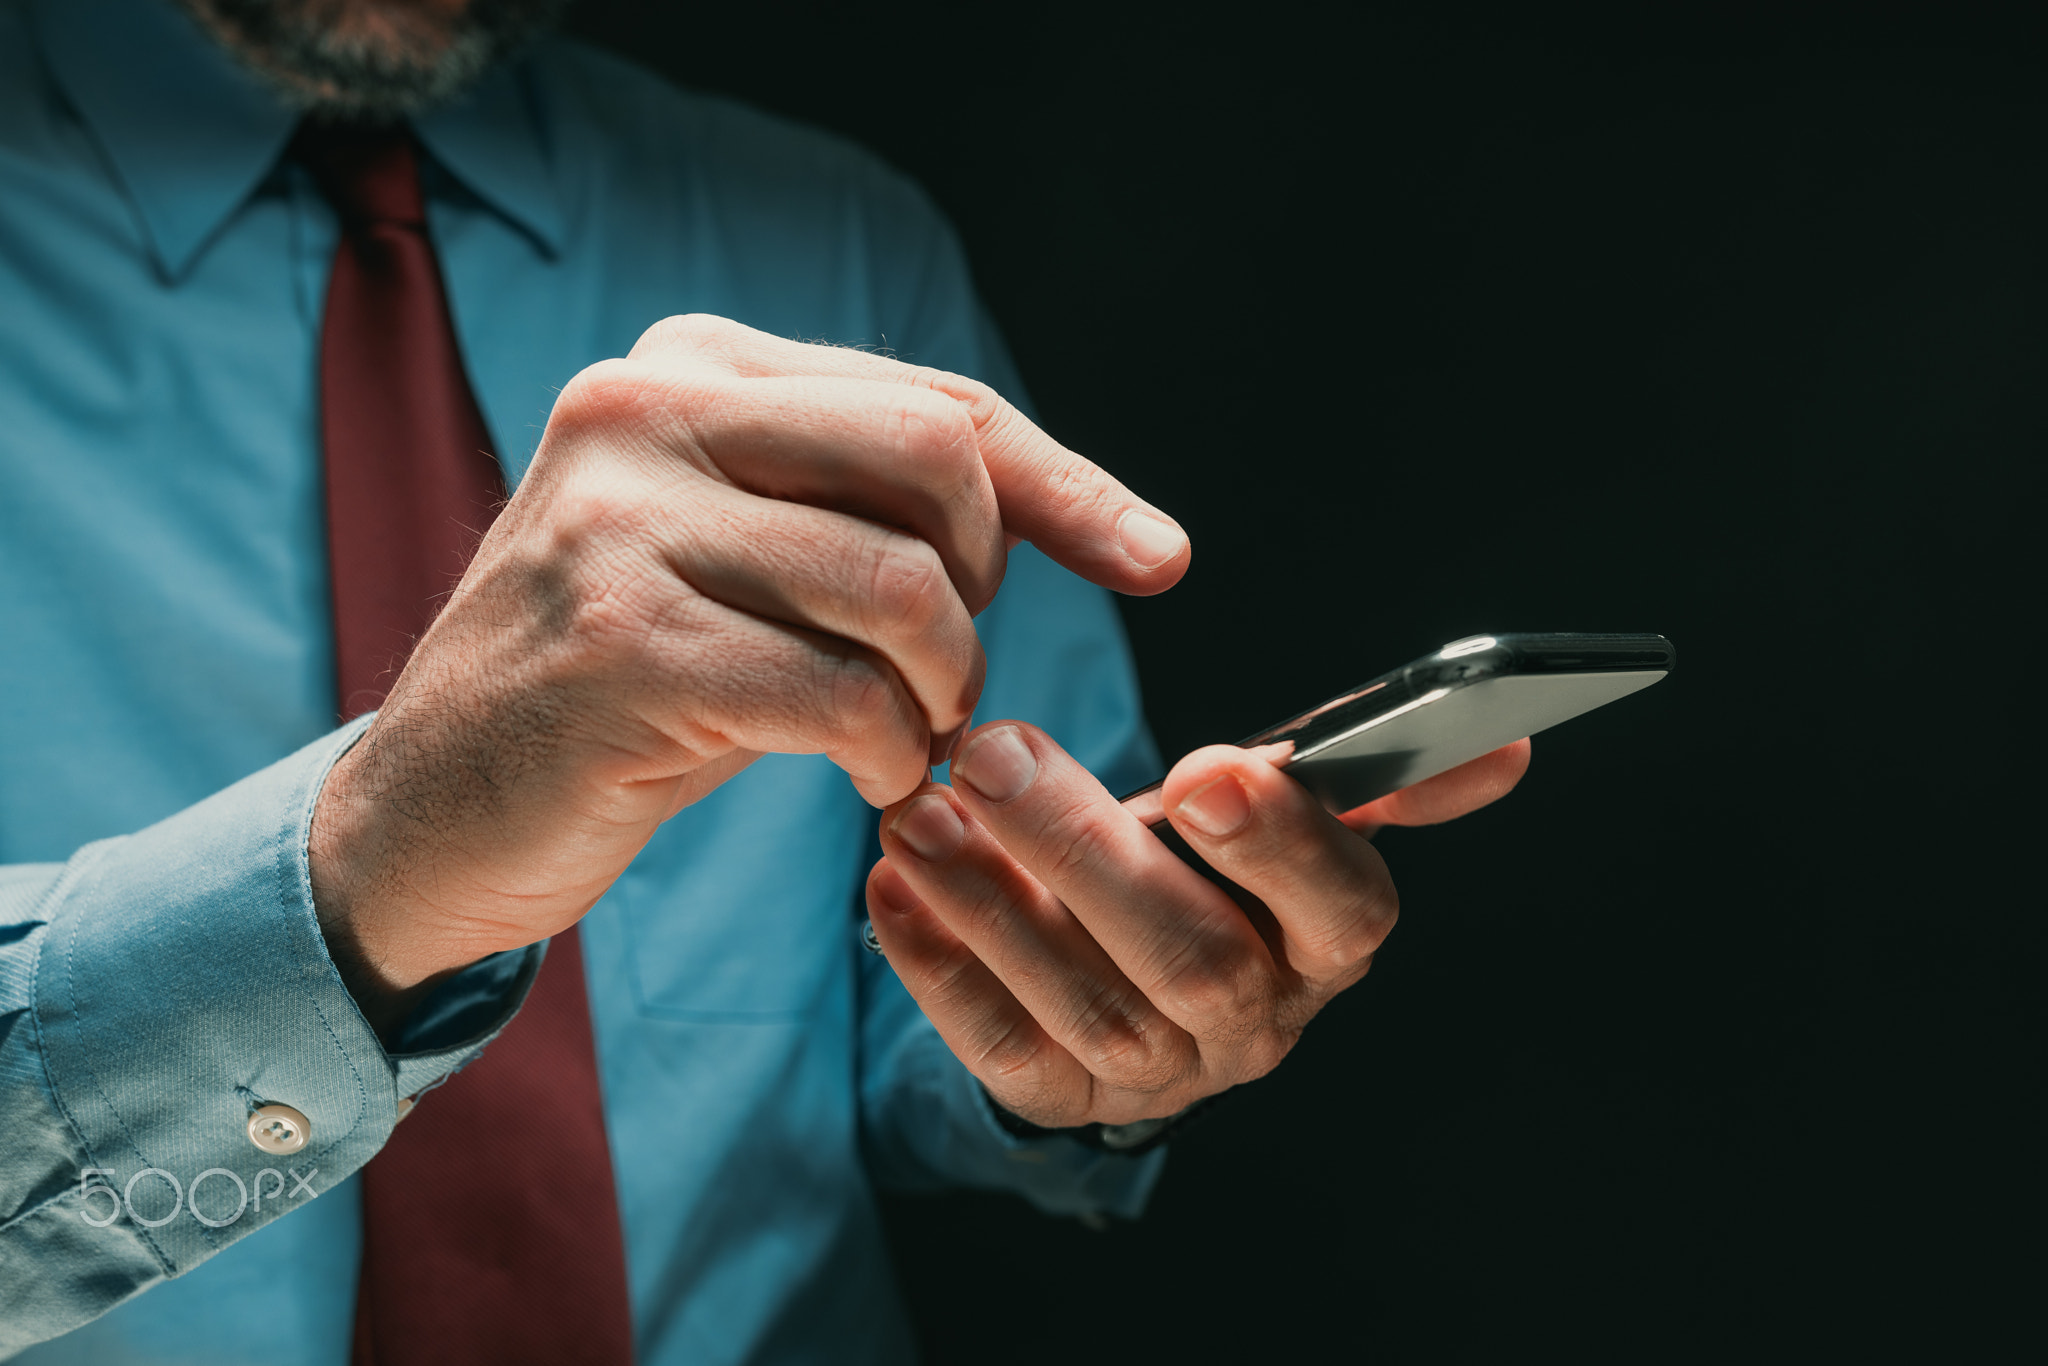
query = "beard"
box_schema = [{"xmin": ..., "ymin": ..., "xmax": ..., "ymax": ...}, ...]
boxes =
[{"xmin": 177, "ymin": 0, "xmax": 573, "ymax": 121}]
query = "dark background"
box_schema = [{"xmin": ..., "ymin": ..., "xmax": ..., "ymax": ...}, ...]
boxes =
[{"xmin": 569, "ymin": 3, "xmax": 2041, "ymax": 1358}]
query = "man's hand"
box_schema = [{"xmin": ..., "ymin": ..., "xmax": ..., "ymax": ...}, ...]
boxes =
[
  {"xmin": 308, "ymin": 315, "xmax": 1189, "ymax": 1029},
  {"xmin": 866, "ymin": 723, "xmax": 1530, "ymax": 1129}
]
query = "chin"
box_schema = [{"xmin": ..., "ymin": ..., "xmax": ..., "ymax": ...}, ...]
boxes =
[{"xmin": 176, "ymin": 0, "xmax": 570, "ymax": 120}]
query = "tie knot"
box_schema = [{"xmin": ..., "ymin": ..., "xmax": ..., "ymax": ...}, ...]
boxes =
[{"xmin": 293, "ymin": 121, "xmax": 426, "ymax": 229}]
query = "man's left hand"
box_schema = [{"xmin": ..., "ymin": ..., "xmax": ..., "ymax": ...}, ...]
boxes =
[{"xmin": 866, "ymin": 723, "xmax": 1529, "ymax": 1129}]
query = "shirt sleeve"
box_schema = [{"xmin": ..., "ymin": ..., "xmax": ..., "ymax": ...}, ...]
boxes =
[
  {"xmin": 0, "ymin": 717, "xmax": 540, "ymax": 1357},
  {"xmin": 847, "ymin": 187, "xmax": 1172, "ymax": 1216}
]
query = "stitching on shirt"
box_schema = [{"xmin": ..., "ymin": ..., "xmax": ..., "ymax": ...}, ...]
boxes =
[
  {"xmin": 0, "ymin": 1180, "xmax": 148, "ymax": 1244},
  {"xmin": 281, "ymin": 732, "xmax": 375, "ymax": 1183},
  {"xmin": 16, "ymin": 729, "xmax": 377, "ymax": 1274},
  {"xmin": 38, "ymin": 842, "xmax": 178, "ymax": 1277},
  {"xmin": 177, "ymin": 728, "xmax": 380, "ymax": 1254},
  {"xmin": 8, "ymin": 857, "xmax": 75, "ymax": 927},
  {"xmin": 9, "ymin": 848, "xmax": 144, "ymax": 1260}
]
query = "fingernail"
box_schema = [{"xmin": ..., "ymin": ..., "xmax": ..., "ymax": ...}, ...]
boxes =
[
  {"xmin": 1117, "ymin": 509, "xmax": 1187, "ymax": 570},
  {"xmin": 892, "ymin": 793, "xmax": 965, "ymax": 861},
  {"xmin": 1174, "ymin": 774, "xmax": 1251, "ymax": 838},
  {"xmin": 954, "ymin": 725, "xmax": 1037, "ymax": 804}
]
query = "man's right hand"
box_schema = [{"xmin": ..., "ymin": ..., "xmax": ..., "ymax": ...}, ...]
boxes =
[{"xmin": 307, "ymin": 315, "xmax": 1189, "ymax": 1030}]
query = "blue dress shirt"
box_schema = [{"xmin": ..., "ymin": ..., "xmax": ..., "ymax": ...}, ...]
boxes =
[{"xmin": 0, "ymin": 0, "xmax": 1165, "ymax": 1359}]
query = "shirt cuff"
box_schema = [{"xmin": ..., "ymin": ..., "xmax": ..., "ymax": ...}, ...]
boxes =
[
  {"xmin": 387, "ymin": 944, "xmax": 542, "ymax": 1100},
  {"xmin": 23, "ymin": 716, "xmax": 537, "ymax": 1290}
]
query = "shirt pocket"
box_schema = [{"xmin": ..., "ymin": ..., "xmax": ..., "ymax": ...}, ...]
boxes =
[{"xmin": 605, "ymin": 754, "xmax": 874, "ymax": 1023}]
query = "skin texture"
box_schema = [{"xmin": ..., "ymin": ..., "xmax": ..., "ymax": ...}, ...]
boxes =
[
  {"xmin": 211, "ymin": 3, "xmax": 1530, "ymax": 1107},
  {"xmin": 870, "ymin": 729, "xmax": 1529, "ymax": 1127},
  {"xmin": 313, "ymin": 313, "xmax": 1528, "ymax": 1118},
  {"xmin": 309, "ymin": 315, "xmax": 1193, "ymax": 1032}
]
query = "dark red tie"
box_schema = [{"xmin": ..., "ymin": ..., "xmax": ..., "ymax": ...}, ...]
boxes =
[{"xmin": 296, "ymin": 122, "xmax": 636, "ymax": 1366}]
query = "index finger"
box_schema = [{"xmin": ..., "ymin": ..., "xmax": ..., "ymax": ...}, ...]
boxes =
[{"xmin": 628, "ymin": 314, "xmax": 1191, "ymax": 596}]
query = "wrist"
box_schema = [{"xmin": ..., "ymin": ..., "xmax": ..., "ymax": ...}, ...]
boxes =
[
  {"xmin": 308, "ymin": 725, "xmax": 472, "ymax": 1038},
  {"xmin": 312, "ymin": 894, "xmax": 444, "ymax": 1041}
]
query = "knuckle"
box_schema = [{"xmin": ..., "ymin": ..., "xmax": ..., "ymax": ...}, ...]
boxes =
[
  {"xmin": 860, "ymin": 536, "xmax": 947, "ymax": 639},
  {"xmin": 811, "ymin": 649, "xmax": 914, "ymax": 750},
  {"xmin": 633, "ymin": 312, "xmax": 742, "ymax": 362},
  {"xmin": 1033, "ymin": 791, "xmax": 1121, "ymax": 878},
  {"xmin": 550, "ymin": 359, "xmax": 655, "ymax": 436},
  {"xmin": 1154, "ymin": 944, "xmax": 1274, "ymax": 1035},
  {"xmin": 976, "ymin": 1013, "xmax": 1051, "ymax": 1087},
  {"xmin": 911, "ymin": 366, "xmax": 999, "ymax": 421},
  {"xmin": 543, "ymin": 359, "xmax": 733, "ymax": 478},
  {"xmin": 906, "ymin": 933, "xmax": 985, "ymax": 1012},
  {"xmin": 1154, "ymin": 966, "xmax": 1235, "ymax": 1028},
  {"xmin": 818, "ymin": 650, "xmax": 892, "ymax": 724},
  {"xmin": 1307, "ymin": 870, "xmax": 1401, "ymax": 966},
  {"xmin": 1078, "ymin": 1019, "xmax": 1190, "ymax": 1098},
  {"xmin": 885, "ymin": 388, "xmax": 977, "ymax": 467},
  {"xmin": 1067, "ymin": 991, "xmax": 1156, "ymax": 1081},
  {"xmin": 882, "ymin": 392, "xmax": 985, "ymax": 522},
  {"xmin": 1043, "ymin": 450, "xmax": 1114, "ymax": 521},
  {"xmin": 975, "ymin": 1026, "xmax": 1090, "ymax": 1128},
  {"xmin": 933, "ymin": 871, "xmax": 1025, "ymax": 945}
]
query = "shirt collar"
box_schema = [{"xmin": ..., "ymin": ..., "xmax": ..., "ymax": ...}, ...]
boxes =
[
  {"xmin": 33, "ymin": 0, "xmax": 564, "ymax": 281},
  {"xmin": 414, "ymin": 65, "xmax": 565, "ymax": 260}
]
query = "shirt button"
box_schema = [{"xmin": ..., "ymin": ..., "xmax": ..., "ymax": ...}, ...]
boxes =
[{"xmin": 247, "ymin": 1103, "xmax": 312, "ymax": 1155}]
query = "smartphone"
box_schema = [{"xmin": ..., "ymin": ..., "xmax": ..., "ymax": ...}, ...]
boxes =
[
  {"xmin": 859, "ymin": 633, "xmax": 1673, "ymax": 955},
  {"xmin": 1120, "ymin": 632, "xmax": 1674, "ymax": 875}
]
